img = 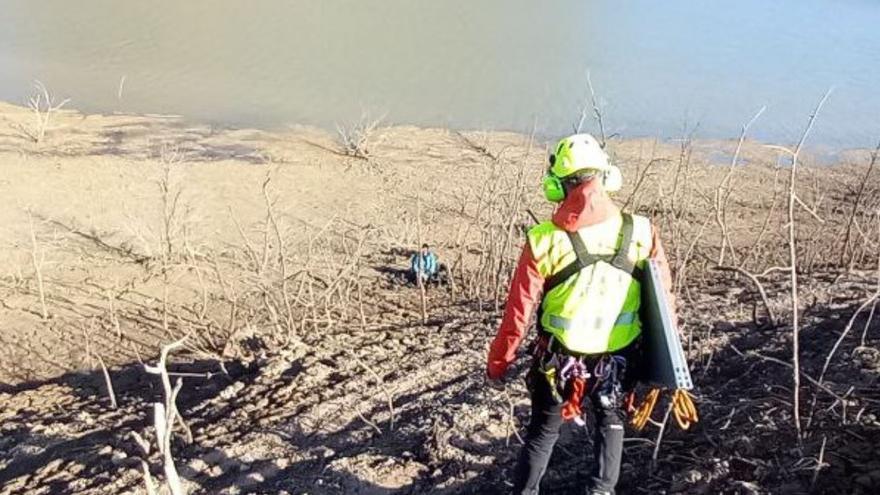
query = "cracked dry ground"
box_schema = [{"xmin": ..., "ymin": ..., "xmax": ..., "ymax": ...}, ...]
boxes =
[{"xmin": 2, "ymin": 267, "xmax": 880, "ymax": 494}]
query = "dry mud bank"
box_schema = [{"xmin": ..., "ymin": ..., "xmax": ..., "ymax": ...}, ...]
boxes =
[{"xmin": 1, "ymin": 102, "xmax": 879, "ymax": 493}]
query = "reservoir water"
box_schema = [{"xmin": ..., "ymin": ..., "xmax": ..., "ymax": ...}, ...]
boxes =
[{"xmin": 2, "ymin": 0, "xmax": 879, "ymax": 149}]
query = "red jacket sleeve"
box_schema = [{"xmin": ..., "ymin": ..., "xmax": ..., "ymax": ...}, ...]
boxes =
[{"xmin": 486, "ymin": 244, "xmax": 545, "ymax": 379}]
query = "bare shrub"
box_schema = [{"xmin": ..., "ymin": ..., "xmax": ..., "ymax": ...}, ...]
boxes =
[
  {"xmin": 12, "ymin": 80, "xmax": 70, "ymax": 144},
  {"xmin": 442, "ymin": 132, "xmax": 539, "ymax": 309},
  {"xmin": 840, "ymin": 140, "xmax": 880, "ymax": 269},
  {"xmin": 336, "ymin": 111, "xmax": 385, "ymax": 158},
  {"xmin": 156, "ymin": 144, "xmax": 189, "ymax": 260}
]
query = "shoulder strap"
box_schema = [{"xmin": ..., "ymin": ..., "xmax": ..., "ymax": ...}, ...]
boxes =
[
  {"xmin": 609, "ymin": 213, "xmax": 644, "ymax": 281},
  {"xmin": 542, "ymin": 213, "xmax": 642, "ymax": 294},
  {"xmin": 543, "ymin": 232, "xmax": 613, "ymax": 293}
]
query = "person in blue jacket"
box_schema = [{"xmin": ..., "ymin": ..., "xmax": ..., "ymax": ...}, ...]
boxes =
[{"xmin": 409, "ymin": 244, "xmax": 438, "ymax": 285}]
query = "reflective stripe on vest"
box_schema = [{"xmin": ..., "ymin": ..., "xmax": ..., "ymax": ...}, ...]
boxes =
[
  {"xmin": 547, "ymin": 311, "xmax": 638, "ymax": 331},
  {"xmin": 527, "ymin": 214, "xmax": 653, "ymax": 354}
]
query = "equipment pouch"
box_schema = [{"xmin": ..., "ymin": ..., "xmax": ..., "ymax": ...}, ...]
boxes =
[{"xmin": 537, "ymin": 354, "xmax": 564, "ymax": 404}]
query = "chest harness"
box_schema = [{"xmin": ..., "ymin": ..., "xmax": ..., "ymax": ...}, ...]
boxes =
[{"xmin": 532, "ymin": 214, "xmax": 642, "ymax": 424}]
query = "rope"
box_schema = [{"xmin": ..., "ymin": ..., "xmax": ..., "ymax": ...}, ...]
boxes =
[
  {"xmin": 630, "ymin": 388, "xmax": 660, "ymax": 430},
  {"xmin": 671, "ymin": 389, "xmax": 699, "ymax": 430},
  {"xmin": 630, "ymin": 388, "xmax": 699, "ymax": 431}
]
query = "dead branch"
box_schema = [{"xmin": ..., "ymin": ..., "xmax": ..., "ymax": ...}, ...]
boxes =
[
  {"xmin": 712, "ymin": 264, "xmax": 777, "ymax": 326},
  {"xmin": 574, "ymin": 71, "xmax": 608, "ymax": 147},
  {"xmin": 26, "ymin": 209, "xmax": 49, "ymax": 320},
  {"xmin": 784, "ymin": 87, "xmax": 833, "ymax": 438},
  {"xmin": 740, "ymin": 162, "xmax": 783, "ymax": 270},
  {"xmin": 130, "ymin": 431, "xmax": 158, "ymax": 495},
  {"xmin": 347, "ymin": 349, "xmax": 396, "ymax": 432},
  {"xmin": 494, "ymin": 130, "xmax": 533, "ymax": 310},
  {"xmin": 715, "ymin": 105, "xmax": 766, "ymax": 266},
  {"xmin": 453, "ymin": 130, "xmax": 502, "ymax": 162},
  {"xmin": 819, "ymin": 223, "xmax": 880, "ymax": 384},
  {"xmin": 651, "ymin": 403, "xmax": 674, "ymax": 464},
  {"xmin": 142, "ymin": 338, "xmax": 189, "ymax": 495},
  {"xmin": 262, "ymin": 173, "xmax": 297, "ymax": 339},
  {"xmin": 840, "ymin": 139, "xmax": 880, "ymax": 267},
  {"xmin": 729, "ymin": 345, "xmax": 844, "ymax": 403},
  {"xmin": 860, "ymin": 299, "xmax": 878, "ymax": 347},
  {"xmin": 98, "ymin": 355, "xmax": 117, "ymax": 409},
  {"xmin": 157, "ymin": 147, "xmax": 184, "ymax": 260},
  {"xmin": 623, "ymin": 157, "xmax": 666, "ymax": 211},
  {"xmin": 794, "ymin": 193, "xmax": 825, "ymax": 223},
  {"xmin": 228, "ymin": 206, "xmax": 261, "ymax": 272},
  {"xmin": 810, "ymin": 435, "xmax": 829, "ymax": 488}
]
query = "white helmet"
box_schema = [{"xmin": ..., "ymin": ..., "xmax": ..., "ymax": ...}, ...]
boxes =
[{"xmin": 547, "ymin": 133, "xmax": 622, "ymax": 193}]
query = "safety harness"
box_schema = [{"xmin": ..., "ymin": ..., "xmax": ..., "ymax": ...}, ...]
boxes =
[
  {"xmin": 534, "ymin": 212, "xmax": 699, "ymax": 430},
  {"xmin": 532, "ymin": 336, "xmax": 630, "ymax": 426},
  {"xmin": 542, "ymin": 212, "xmax": 643, "ymax": 294},
  {"xmin": 533, "ymin": 214, "xmax": 641, "ymax": 425}
]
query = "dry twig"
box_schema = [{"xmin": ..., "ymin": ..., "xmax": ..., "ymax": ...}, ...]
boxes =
[
  {"xmin": 781, "ymin": 87, "xmax": 833, "ymax": 437},
  {"xmin": 26, "ymin": 209, "xmax": 48, "ymax": 320}
]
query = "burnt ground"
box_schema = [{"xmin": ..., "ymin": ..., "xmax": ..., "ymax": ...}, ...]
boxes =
[
  {"xmin": 2, "ymin": 101, "xmax": 880, "ymax": 494},
  {"xmin": 2, "ymin": 262, "xmax": 879, "ymax": 495}
]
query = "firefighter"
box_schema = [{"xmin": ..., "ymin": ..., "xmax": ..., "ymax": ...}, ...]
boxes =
[{"xmin": 486, "ymin": 134, "xmax": 676, "ymax": 494}]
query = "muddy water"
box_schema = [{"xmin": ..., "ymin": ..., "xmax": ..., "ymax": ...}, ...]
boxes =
[{"xmin": 2, "ymin": 0, "xmax": 879, "ymax": 148}]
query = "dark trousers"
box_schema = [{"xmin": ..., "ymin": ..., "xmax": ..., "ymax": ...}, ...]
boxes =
[{"xmin": 511, "ymin": 342, "xmax": 639, "ymax": 495}]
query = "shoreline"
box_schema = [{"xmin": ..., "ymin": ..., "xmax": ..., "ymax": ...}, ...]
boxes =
[{"xmin": 1, "ymin": 100, "xmax": 874, "ymax": 166}]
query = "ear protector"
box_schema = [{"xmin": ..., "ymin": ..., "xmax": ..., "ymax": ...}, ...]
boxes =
[
  {"xmin": 603, "ymin": 165, "xmax": 623, "ymax": 193},
  {"xmin": 542, "ymin": 174, "xmax": 566, "ymax": 203},
  {"xmin": 542, "ymin": 154, "xmax": 566, "ymax": 202}
]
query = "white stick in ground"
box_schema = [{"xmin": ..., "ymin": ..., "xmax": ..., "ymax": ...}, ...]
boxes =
[
  {"xmin": 27, "ymin": 209, "xmax": 48, "ymax": 320},
  {"xmin": 142, "ymin": 338, "xmax": 190, "ymax": 495}
]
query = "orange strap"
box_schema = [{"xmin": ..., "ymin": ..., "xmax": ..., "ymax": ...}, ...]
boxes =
[{"xmin": 560, "ymin": 377, "xmax": 586, "ymax": 421}]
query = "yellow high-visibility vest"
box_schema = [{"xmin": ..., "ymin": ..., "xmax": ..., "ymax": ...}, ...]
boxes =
[{"xmin": 528, "ymin": 213, "xmax": 653, "ymax": 354}]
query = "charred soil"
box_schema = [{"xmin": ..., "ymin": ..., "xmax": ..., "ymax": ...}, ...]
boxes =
[{"xmin": 1, "ymin": 102, "xmax": 879, "ymax": 494}]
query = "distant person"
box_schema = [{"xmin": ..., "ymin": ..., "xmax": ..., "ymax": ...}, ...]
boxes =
[
  {"xmin": 486, "ymin": 134, "xmax": 676, "ymax": 494},
  {"xmin": 409, "ymin": 244, "xmax": 438, "ymax": 285}
]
